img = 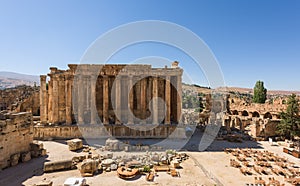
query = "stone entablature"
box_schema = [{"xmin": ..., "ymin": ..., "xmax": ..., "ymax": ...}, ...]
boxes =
[{"xmin": 40, "ymin": 63, "xmax": 183, "ymax": 126}]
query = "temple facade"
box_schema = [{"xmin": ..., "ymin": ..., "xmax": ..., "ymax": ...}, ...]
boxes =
[{"xmin": 40, "ymin": 62, "xmax": 183, "ymax": 126}]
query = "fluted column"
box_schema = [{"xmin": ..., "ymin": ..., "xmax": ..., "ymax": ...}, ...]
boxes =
[
  {"xmin": 115, "ymin": 77, "xmax": 121, "ymax": 124},
  {"xmin": 47, "ymin": 79, "xmax": 53, "ymax": 122},
  {"xmin": 65, "ymin": 75, "xmax": 72, "ymax": 125},
  {"xmin": 85, "ymin": 76, "xmax": 91, "ymax": 123},
  {"xmin": 152, "ymin": 77, "xmax": 158, "ymax": 124},
  {"xmin": 128, "ymin": 76, "xmax": 134, "ymax": 124},
  {"xmin": 52, "ymin": 75, "xmax": 59, "ymax": 124},
  {"xmin": 40, "ymin": 75, "xmax": 48, "ymax": 124},
  {"xmin": 77, "ymin": 75, "xmax": 84, "ymax": 124},
  {"xmin": 141, "ymin": 77, "xmax": 146, "ymax": 123},
  {"xmin": 58, "ymin": 75, "xmax": 66, "ymax": 123},
  {"xmin": 176, "ymin": 75, "xmax": 182, "ymax": 123},
  {"xmin": 90, "ymin": 76, "xmax": 97, "ymax": 124},
  {"xmin": 103, "ymin": 76, "xmax": 109, "ymax": 124},
  {"xmin": 164, "ymin": 76, "xmax": 171, "ymax": 124}
]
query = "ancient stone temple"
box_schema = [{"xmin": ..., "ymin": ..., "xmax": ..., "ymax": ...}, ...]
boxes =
[{"xmin": 40, "ymin": 62, "xmax": 183, "ymax": 127}]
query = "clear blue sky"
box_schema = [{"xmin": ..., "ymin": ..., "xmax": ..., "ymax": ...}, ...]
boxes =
[{"xmin": 0, "ymin": 0, "xmax": 299, "ymax": 90}]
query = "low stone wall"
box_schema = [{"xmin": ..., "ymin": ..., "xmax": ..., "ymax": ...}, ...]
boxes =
[
  {"xmin": 34, "ymin": 124, "xmax": 188, "ymax": 140},
  {"xmin": 0, "ymin": 112, "xmax": 33, "ymax": 169}
]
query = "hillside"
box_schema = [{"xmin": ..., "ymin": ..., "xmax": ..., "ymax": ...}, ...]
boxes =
[
  {"xmin": 183, "ymin": 84, "xmax": 300, "ymax": 96},
  {"xmin": 217, "ymin": 87, "xmax": 300, "ymax": 96},
  {"xmin": 0, "ymin": 71, "xmax": 39, "ymax": 89}
]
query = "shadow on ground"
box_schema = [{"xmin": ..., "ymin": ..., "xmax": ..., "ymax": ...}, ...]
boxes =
[
  {"xmin": 181, "ymin": 128, "xmax": 263, "ymax": 152},
  {"xmin": 0, "ymin": 156, "xmax": 48, "ymax": 186}
]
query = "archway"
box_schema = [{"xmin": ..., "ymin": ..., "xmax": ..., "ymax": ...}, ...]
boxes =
[
  {"xmin": 231, "ymin": 110, "xmax": 238, "ymax": 115},
  {"xmin": 264, "ymin": 112, "xmax": 272, "ymax": 119},
  {"xmin": 252, "ymin": 111, "xmax": 260, "ymax": 118},
  {"xmin": 242, "ymin": 110, "xmax": 249, "ymax": 116}
]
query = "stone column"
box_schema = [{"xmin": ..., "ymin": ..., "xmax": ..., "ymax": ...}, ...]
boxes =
[
  {"xmin": 128, "ymin": 76, "xmax": 134, "ymax": 124},
  {"xmin": 141, "ymin": 77, "xmax": 146, "ymax": 123},
  {"xmin": 40, "ymin": 75, "xmax": 48, "ymax": 124},
  {"xmin": 152, "ymin": 77, "xmax": 158, "ymax": 124},
  {"xmin": 164, "ymin": 76, "xmax": 171, "ymax": 124},
  {"xmin": 90, "ymin": 76, "xmax": 97, "ymax": 124},
  {"xmin": 177, "ymin": 75, "xmax": 182, "ymax": 124},
  {"xmin": 115, "ymin": 77, "xmax": 121, "ymax": 124},
  {"xmin": 65, "ymin": 75, "xmax": 72, "ymax": 125},
  {"xmin": 77, "ymin": 75, "xmax": 84, "ymax": 124},
  {"xmin": 47, "ymin": 79, "xmax": 53, "ymax": 122},
  {"xmin": 85, "ymin": 76, "xmax": 91, "ymax": 123},
  {"xmin": 103, "ymin": 76, "xmax": 109, "ymax": 124},
  {"xmin": 52, "ymin": 75, "xmax": 59, "ymax": 124},
  {"xmin": 57, "ymin": 75, "xmax": 66, "ymax": 123},
  {"xmin": 135, "ymin": 77, "xmax": 141, "ymax": 111}
]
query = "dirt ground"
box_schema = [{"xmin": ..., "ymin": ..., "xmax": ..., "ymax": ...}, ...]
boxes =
[{"xmin": 1, "ymin": 140, "xmax": 299, "ymax": 186}]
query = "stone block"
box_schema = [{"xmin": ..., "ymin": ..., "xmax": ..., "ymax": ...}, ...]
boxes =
[
  {"xmin": 10, "ymin": 153, "xmax": 20, "ymax": 166},
  {"xmin": 80, "ymin": 159, "xmax": 99, "ymax": 176},
  {"xmin": 21, "ymin": 151, "xmax": 31, "ymax": 162},
  {"xmin": 34, "ymin": 180, "xmax": 53, "ymax": 186},
  {"xmin": 44, "ymin": 160, "xmax": 73, "ymax": 173},
  {"xmin": 30, "ymin": 141, "xmax": 44, "ymax": 151},
  {"xmin": 67, "ymin": 138, "xmax": 83, "ymax": 151}
]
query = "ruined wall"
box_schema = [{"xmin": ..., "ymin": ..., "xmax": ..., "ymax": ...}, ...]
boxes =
[
  {"xmin": 228, "ymin": 96, "xmax": 290, "ymax": 117},
  {"xmin": 248, "ymin": 118, "xmax": 280, "ymax": 138},
  {"xmin": 16, "ymin": 91, "xmax": 40, "ymax": 116},
  {"xmin": 0, "ymin": 112, "xmax": 33, "ymax": 169},
  {"xmin": 0, "ymin": 85, "xmax": 39, "ymax": 115}
]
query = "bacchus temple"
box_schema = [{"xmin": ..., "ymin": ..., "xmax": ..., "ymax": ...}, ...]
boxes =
[{"xmin": 39, "ymin": 62, "xmax": 183, "ymax": 138}]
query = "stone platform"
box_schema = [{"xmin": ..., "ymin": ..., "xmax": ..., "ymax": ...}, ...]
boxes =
[{"xmin": 33, "ymin": 124, "xmax": 189, "ymax": 140}]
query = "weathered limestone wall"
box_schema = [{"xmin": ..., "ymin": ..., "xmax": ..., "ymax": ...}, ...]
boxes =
[
  {"xmin": 248, "ymin": 118, "xmax": 280, "ymax": 138},
  {"xmin": 228, "ymin": 96, "xmax": 290, "ymax": 119},
  {"xmin": 222, "ymin": 114, "xmax": 280, "ymax": 139},
  {"xmin": 17, "ymin": 91, "xmax": 40, "ymax": 116},
  {"xmin": 0, "ymin": 112, "xmax": 33, "ymax": 169},
  {"xmin": 0, "ymin": 85, "xmax": 39, "ymax": 115}
]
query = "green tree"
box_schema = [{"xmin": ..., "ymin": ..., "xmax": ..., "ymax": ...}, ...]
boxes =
[
  {"xmin": 276, "ymin": 94, "xmax": 300, "ymax": 139},
  {"xmin": 253, "ymin": 80, "xmax": 267, "ymax": 103}
]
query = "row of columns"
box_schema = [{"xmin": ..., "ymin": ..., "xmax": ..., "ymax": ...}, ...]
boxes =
[{"xmin": 40, "ymin": 74, "xmax": 181, "ymax": 125}]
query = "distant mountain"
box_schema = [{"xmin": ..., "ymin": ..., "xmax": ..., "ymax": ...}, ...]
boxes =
[
  {"xmin": 217, "ymin": 87, "xmax": 300, "ymax": 96},
  {"xmin": 183, "ymin": 84, "xmax": 300, "ymax": 96},
  {"xmin": 0, "ymin": 71, "xmax": 39, "ymax": 89}
]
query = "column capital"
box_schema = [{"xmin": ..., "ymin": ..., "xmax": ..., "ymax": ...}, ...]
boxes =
[{"xmin": 40, "ymin": 75, "xmax": 47, "ymax": 81}]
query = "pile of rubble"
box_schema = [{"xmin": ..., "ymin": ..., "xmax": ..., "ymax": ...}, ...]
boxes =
[
  {"xmin": 43, "ymin": 138, "xmax": 189, "ymax": 180},
  {"xmin": 9, "ymin": 141, "xmax": 46, "ymax": 168},
  {"xmin": 104, "ymin": 138, "xmax": 164, "ymax": 152}
]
